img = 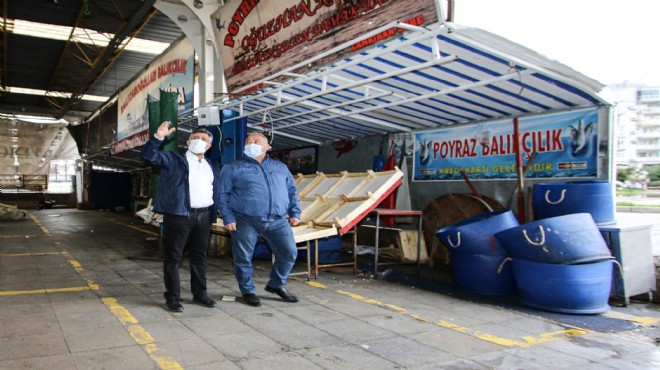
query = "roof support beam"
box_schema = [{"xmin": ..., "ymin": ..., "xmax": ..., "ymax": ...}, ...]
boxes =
[
  {"xmin": 267, "ymin": 70, "xmax": 535, "ymax": 135},
  {"xmin": 45, "ymin": 0, "xmax": 157, "ymax": 118},
  {"xmin": 265, "ymin": 92, "xmax": 393, "ymax": 124},
  {"xmin": 0, "ymin": 0, "xmax": 7, "ymax": 95},
  {"xmin": 223, "ymin": 55, "xmax": 458, "ymax": 124},
  {"xmin": 216, "ymin": 24, "xmax": 446, "ymax": 112},
  {"xmin": 267, "ymin": 130, "xmax": 321, "ymax": 145}
]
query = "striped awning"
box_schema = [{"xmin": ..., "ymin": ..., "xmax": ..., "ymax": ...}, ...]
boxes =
[{"xmin": 186, "ymin": 22, "xmax": 608, "ymax": 150}]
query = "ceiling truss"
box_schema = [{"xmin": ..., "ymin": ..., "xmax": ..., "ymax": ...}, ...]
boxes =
[{"xmin": 44, "ymin": 0, "xmax": 157, "ymax": 119}]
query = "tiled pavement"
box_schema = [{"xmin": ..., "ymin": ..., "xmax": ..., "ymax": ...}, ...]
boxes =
[{"xmin": 1, "ymin": 208, "xmax": 659, "ymax": 369}]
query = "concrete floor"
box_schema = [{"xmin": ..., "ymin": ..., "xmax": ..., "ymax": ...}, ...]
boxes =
[{"xmin": 1, "ymin": 208, "xmax": 660, "ymax": 369}]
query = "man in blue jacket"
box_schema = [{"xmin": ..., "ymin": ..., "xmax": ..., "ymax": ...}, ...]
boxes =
[
  {"xmin": 141, "ymin": 121, "xmax": 220, "ymax": 312},
  {"xmin": 218, "ymin": 132, "xmax": 301, "ymax": 307}
]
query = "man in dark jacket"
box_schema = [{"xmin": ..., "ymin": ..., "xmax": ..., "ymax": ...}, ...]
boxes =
[
  {"xmin": 141, "ymin": 121, "xmax": 220, "ymax": 312},
  {"xmin": 218, "ymin": 132, "xmax": 301, "ymax": 307}
]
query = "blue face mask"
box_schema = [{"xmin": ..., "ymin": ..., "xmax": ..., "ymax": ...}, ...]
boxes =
[{"xmin": 243, "ymin": 143, "xmax": 263, "ymax": 158}]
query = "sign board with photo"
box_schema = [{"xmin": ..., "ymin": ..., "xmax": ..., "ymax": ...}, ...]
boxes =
[{"xmin": 413, "ymin": 108, "xmax": 601, "ymax": 181}]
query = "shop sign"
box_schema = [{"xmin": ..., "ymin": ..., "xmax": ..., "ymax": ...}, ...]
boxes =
[
  {"xmin": 212, "ymin": 0, "xmax": 439, "ymax": 92},
  {"xmin": 413, "ymin": 108, "xmax": 600, "ymax": 181},
  {"xmin": 116, "ymin": 39, "xmax": 195, "ymax": 140},
  {"xmin": 111, "ymin": 130, "xmax": 150, "ymax": 155}
]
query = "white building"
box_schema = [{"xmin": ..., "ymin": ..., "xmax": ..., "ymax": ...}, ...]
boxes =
[{"xmin": 601, "ymin": 83, "xmax": 660, "ymax": 168}]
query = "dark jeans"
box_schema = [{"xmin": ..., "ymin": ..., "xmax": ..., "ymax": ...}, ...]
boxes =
[{"xmin": 162, "ymin": 211, "xmax": 212, "ymax": 302}]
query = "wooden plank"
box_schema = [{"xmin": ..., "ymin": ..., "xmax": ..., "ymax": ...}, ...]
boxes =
[{"xmin": 358, "ymin": 225, "xmax": 429, "ymax": 263}]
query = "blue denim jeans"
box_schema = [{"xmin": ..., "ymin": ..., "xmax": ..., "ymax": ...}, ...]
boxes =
[{"xmin": 231, "ymin": 215, "xmax": 297, "ymax": 294}]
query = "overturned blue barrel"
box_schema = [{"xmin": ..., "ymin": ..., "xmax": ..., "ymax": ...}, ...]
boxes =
[
  {"xmin": 532, "ymin": 180, "xmax": 615, "ymax": 225},
  {"xmin": 494, "ymin": 213, "xmax": 611, "ymax": 265},
  {"xmin": 451, "ymin": 253, "xmax": 516, "ymax": 296},
  {"xmin": 512, "ymin": 259, "xmax": 612, "ymax": 314},
  {"xmin": 435, "ymin": 210, "xmax": 518, "ymax": 256}
]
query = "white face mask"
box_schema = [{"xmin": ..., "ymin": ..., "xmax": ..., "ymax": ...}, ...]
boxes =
[
  {"xmin": 243, "ymin": 143, "xmax": 264, "ymax": 158},
  {"xmin": 188, "ymin": 139, "xmax": 208, "ymax": 154}
]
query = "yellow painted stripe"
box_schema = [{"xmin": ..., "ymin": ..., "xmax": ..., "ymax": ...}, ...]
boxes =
[
  {"xmin": 305, "ymin": 281, "xmax": 327, "ymax": 289},
  {"xmin": 305, "ymin": 283, "xmax": 594, "ymax": 348},
  {"xmin": 0, "ymin": 235, "xmax": 38, "ymax": 238},
  {"xmin": 59, "ymin": 252, "xmax": 100, "ymax": 291},
  {"xmin": 632, "ymin": 316, "xmax": 660, "ymax": 325},
  {"xmin": 102, "ymin": 298, "xmax": 183, "ymax": 370},
  {"xmin": 0, "ymin": 252, "xmax": 62, "ymax": 256},
  {"xmin": 435, "ymin": 320, "xmax": 593, "ymax": 347},
  {"xmin": 67, "ymin": 258, "xmax": 83, "ymax": 272},
  {"xmin": 0, "ymin": 286, "xmax": 92, "ymax": 296},
  {"xmin": 111, "ymin": 220, "xmax": 160, "ymax": 237},
  {"xmin": 59, "ymin": 251, "xmax": 181, "ymax": 370},
  {"xmin": 29, "ymin": 213, "xmax": 50, "ymax": 235},
  {"xmin": 336, "ymin": 290, "xmax": 407, "ymax": 312}
]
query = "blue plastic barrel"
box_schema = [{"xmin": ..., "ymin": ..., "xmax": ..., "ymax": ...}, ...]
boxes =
[
  {"xmin": 532, "ymin": 180, "xmax": 615, "ymax": 225},
  {"xmin": 436, "ymin": 210, "xmax": 519, "ymax": 256},
  {"xmin": 297, "ymin": 236, "xmax": 343, "ymax": 264},
  {"xmin": 494, "ymin": 213, "xmax": 611, "ymax": 265},
  {"xmin": 512, "ymin": 259, "xmax": 612, "ymax": 314},
  {"xmin": 450, "ymin": 253, "xmax": 516, "ymax": 296}
]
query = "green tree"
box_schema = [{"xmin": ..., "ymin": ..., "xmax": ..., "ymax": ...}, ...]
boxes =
[
  {"xmin": 645, "ymin": 165, "xmax": 660, "ymax": 182},
  {"xmin": 617, "ymin": 167, "xmax": 635, "ymax": 182}
]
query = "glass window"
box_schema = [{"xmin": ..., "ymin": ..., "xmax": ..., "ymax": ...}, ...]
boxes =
[{"xmin": 47, "ymin": 159, "xmax": 76, "ymax": 193}]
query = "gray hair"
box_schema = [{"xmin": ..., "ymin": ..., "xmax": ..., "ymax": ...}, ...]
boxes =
[
  {"xmin": 191, "ymin": 127, "xmax": 213, "ymax": 142},
  {"xmin": 246, "ymin": 131, "xmax": 272, "ymax": 144}
]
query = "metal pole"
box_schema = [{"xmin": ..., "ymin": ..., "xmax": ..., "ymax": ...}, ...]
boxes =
[{"xmin": 513, "ymin": 117, "xmax": 526, "ymax": 223}]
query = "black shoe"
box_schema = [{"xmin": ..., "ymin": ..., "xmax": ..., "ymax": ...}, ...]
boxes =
[
  {"xmin": 265, "ymin": 285, "xmax": 299, "ymax": 303},
  {"xmin": 166, "ymin": 300, "xmax": 184, "ymax": 312},
  {"xmin": 242, "ymin": 293, "xmax": 261, "ymax": 307},
  {"xmin": 193, "ymin": 295, "xmax": 217, "ymax": 308}
]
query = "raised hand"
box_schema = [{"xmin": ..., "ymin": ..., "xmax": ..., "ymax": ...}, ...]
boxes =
[{"xmin": 155, "ymin": 121, "xmax": 176, "ymax": 139}]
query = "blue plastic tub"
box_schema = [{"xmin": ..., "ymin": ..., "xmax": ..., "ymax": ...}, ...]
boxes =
[
  {"xmin": 512, "ymin": 259, "xmax": 612, "ymax": 314},
  {"xmin": 532, "ymin": 180, "xmax": 615, "ymax": 225},
  {"xmin": 436, "ymin": 210, "xmax": 518, "ymax": 256},
  {"xmin": 494, "ymin": 213, "xmax": 611, "ymax": 265},
  {"xmin": 252, "ymin": 241, "xmax": 272, "ymax": 260},
  {"xmin": 298, "ymin": 236, "xmax": 343, "ymax": 264},
  {"xmin": 450, "ymin": 253, "xmax": 516, "ymax": 296}
]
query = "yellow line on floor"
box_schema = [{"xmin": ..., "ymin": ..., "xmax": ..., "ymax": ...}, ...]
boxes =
[
  {"xmin": 305, "ymin": 280, "xmax": 593, "ymax": 348},
  {"xmin": 102, "ymin": 297, "xmax": 183, "ymax": 370},
  {"xmin": 602, "ymin": 309, "xmax": 660, "ymax": 325},
  {"xmin": 632, "ymin": 316, "xmax": 660, "ymax": 325},
  {"xmin": 0, "ymin": 235, "xmax": 38, "ymax": 238},
  {"xmin": 337, "ymin": 290, "xmax": 407, "ymax": 312},
  {"xmin": 0, "ymin": 252, "xmax": 62, "ymax": 256},
  {"xmin": 114, "ymin": 221, "xmax": 160, "ymax": 237},
  {"xmin": 99, "ymin": 217, "xmax": 160, "ymax": 237},
  {"xmin": 61, "ymin": 251, "xmax": 182, "ymax": 370},
  {"xmin": 432, "ymin": 318, "xmax": 592, "ymax": 348},
  {"xmin": 29, "ymin": 213, "xmax": 50, "ymax": 235},
  {"xmin": 0, "ymin": 286, "xmax": 94, "ymax": 296}
]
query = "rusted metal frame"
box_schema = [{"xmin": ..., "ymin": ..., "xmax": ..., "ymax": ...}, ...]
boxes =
[
  {"xmin": 513, "ymin": 117, "xmax": 526, "ymax": 223},
  {"xmin": 45, "ymin": 0, "xmax": 156, "ymax": 118},
  {"xmin": 0, "ymin": 0, "xmax": 7, "ymax": 94},
  {"xmin": 44, "ymin": 4, "xmax": 100, "ymax": 112}
]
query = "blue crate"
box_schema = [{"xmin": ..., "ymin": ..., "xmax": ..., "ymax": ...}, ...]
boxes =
[{"xmin": 298, "ymin": 236, "xmax": 343, "ymax": 264}]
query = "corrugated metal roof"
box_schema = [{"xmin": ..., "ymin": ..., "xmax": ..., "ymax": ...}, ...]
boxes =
[
  {"xmin": 1, "ymin": 0, "xmax": 183, "ymax": 119},
  {"xmin": 189, "ymin": 23, "xmax": 608, "ymax": 151}
]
